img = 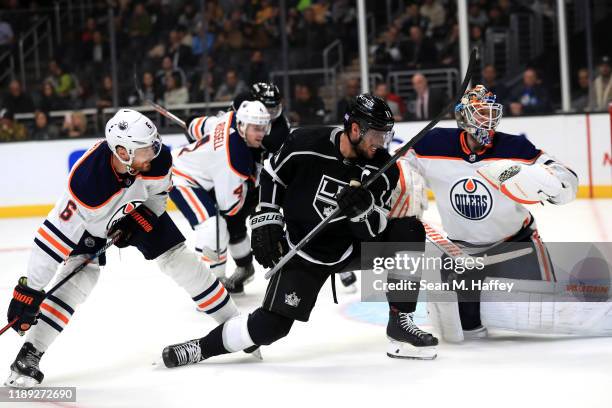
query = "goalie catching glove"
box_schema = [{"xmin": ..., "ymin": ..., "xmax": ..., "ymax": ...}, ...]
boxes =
[
  {"xmin": 7, "ymin": 277, "xmax": 45, "ymax": 333},
  {"xmin": 477, "ymin": 160, "xmax": 563, "ymax": 204},
  {"xmin": 107, "ymin": 204, "xmax": 158, "ymax": 248},
  {"xmin": 250, "ymin": 209, "xmax": 285, "ymax": 269}
]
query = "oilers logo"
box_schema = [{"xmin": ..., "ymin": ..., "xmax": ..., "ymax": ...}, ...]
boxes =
[
  {"xmin": 450, "ymin": 178, "xmax": 492, "ymax": 220},
  {"xmin": 106, "ymin": 200, "xmax": 144, "ymax": 231}
]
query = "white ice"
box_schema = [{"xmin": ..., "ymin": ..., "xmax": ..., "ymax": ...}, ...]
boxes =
[{"xmin": 0, "ymin": 200, "xmax": 611, "ymax": 408}]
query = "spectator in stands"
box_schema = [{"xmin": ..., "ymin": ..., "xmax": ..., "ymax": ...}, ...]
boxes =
[
  {"xmin": 246, "ymin": 50, "xmax": 269, "ymax": 85},
  {"xmin": 400, "ymin": 3, "xmax": 431, "ymax": 36},
  {"xmin": 509, "ymin": 102, "xmax": 523, "ymax": 117},
  {"xmin": 481, "ymin": 64, "xmax": 508, "ymax": 104},
  {"xmin": 336, "ymin": 78, "xmax": 360, "ymax": 122},
  {"xmin": 177, "ymin": 2, "xmax": 200, "ymax": 33},
  {"xmin": 46, "ymin": 60, "xmax": 77, "ymax": 101},
  {"xmin": 149, "ymin": 27, "xmax": 194, "ymax": 70},
  {"xmin": 419, "ymin": 0, "xmax": 446, "ymax": 32},
  {"xmin": 61, "ymin": 111, "xmax": 88, "ymax": 138},
  {"xmin": 402, "ymin": 26, "xmax": 437, "ymax": 69},
  {"xmin": 37, "ymin": 81, "xmax": 66, "ymax": 112},
  {"xmin": 509, "ymin": 68, "xmax": 552, "ymax": 115},
  {"xmin": 440, "ymin": 23, "xmax": 459, "ymax": 67},
  {"xmin": 589, "ymin": 56, "xmax": 612, "ymax": 111},
  {"xmin": 31, "ymin": 110, "xmax": 59, "ymax": 141},
  {"xmin": 0, "ymin": 12, "xmax": 14, "ymax": 54},
  {"xmin": 83, "ymin": 31, "xmax": 109, "ymax": 75},
  {"xmin": 156, "ymin": 55, "xmax": 187, "ymax": 89},
  {"xmin": 371, "ymin": 26, "xmax": 402, "ymax": 67},
  {"xmin": 129, "ymin": 2, "xmax": 153, "ymax": 56},
  {"xmin": 468, "ymin": 3, "xmax": 488, "ymax": 28},
  {"xmin": 191, "ymin": 71, "xmax": 216, "ymax": 102},
  {"xmin": 96, "ymin": 75, "xmax": 120, "ymax": 110},
  {"xmin": 80, "ymin": 17, "xmax": 98, "ymax": 45},
  {"xmin": 128, "ymin": 71, "xmax": 160, "ymax": 105},
  {"xmin": 408, "ymin": 73, "xmax": 445, "ymax": 121},
  {"xmin": 0, "ymin": 108, "xmax": 27, "ymax": 143},
  {"xmin": 373, "ymin": 82, "xmax": 406, "ymax": 122},
  {"xmin": 290, "ymin": 83, "xmax": 327, "ymax": 126},
  {"xmin": 3, "ymin": 79, "xmax": 34, "ymax": 113},
  {"xmin": 215, "ymin": 69, "xmax": 248, "ymax": 102},
  {"xmin": 164, "ymin": 73, "xmax": 189, "ymax": 105},
  {"xmin": 487, "ymin": 6, "xmax": 509, "ymax": 29},
  {"xmin": 572, "ymin": 68, "xmax": 590, "ymax": 112}
]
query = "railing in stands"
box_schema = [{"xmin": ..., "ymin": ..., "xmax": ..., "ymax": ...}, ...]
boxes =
[
  {"xmin": 322, "ymin": 40, "xmax": 344, "ymax": 87},
  {"xmin": 18, "ymin": 17, "xmax": 54, "ymax": 90},
  {"xmin": 0, "ymin": 50, "xmax": 15, "ymax": 85}
]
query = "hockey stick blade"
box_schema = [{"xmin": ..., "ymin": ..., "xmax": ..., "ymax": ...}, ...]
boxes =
[{"xmin": 264, "ymin": 48, "xmax": 478, "ymax": 280}]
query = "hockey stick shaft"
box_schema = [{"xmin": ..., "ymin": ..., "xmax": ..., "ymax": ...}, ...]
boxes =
[
  {"xmin": 264, "ymin": 48, "xmax": 478, "ymax": 279},
  {"xmin": 0, "ymin": 232, "xmax": 122, "ymax": 337}
]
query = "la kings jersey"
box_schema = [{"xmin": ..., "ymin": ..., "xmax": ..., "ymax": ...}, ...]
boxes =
[
  {"xmin": 27, "ymin": 140, "xmax": 173, "ymax": 290},
  {"xmin": 261, "ymin": 126, "xmax": 400, "ymax": 265},
  {"xmin": 406, "ymin": 128, "xmax": 578, "ymax": 245},
  {"xmin": 172, "ymin": 111, "xmax": 254, "ymax": 216}
]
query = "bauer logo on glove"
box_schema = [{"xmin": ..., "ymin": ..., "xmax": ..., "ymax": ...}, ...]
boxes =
[{"xmin": 477, "ymin": 159, "xmax": 562, "ymax": 204}]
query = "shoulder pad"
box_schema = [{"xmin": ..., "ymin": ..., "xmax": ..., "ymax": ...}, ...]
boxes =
[{"xmin": 412, "ymin": 127, "xmax": 462, "ymax": 158}]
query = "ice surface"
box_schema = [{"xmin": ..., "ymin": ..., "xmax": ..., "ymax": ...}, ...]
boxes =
[{"xmin": 0, "ymin": 200, "xmax": 611, "ymax": 407}]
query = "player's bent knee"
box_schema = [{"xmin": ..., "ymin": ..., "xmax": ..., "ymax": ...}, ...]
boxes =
[{"xmin": 247, "ymin": 308, "xmax": 294, "ymax": 346}]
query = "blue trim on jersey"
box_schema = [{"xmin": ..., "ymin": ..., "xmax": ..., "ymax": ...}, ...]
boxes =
[
  {"xmin": 206, "ymin": 294, "xmax": 230, "ymax": 314},
  {"xmin": 169, "ymin": 186, "xmax": 217, "ymax": 228},
  {"xmin": 46, "ymin": 294, "xmax": 75, "ymax": 315},
  {"xmin": 413, "ymin": 128, "xmax": 541, "ymax": 163},
  {"xmin": 228, "ymin": 114, "xmax": 255, "ymax": 179},
  {"xmin": 43, "ymin": 220, "xmax": 76, "ymax": 248},
  {"xmin": 38, "ymin": 313, "xmax": 63, "ymax": 332},
  {"xmin": 34, "ymin": 238, "xmax": 63, "ymax": 263},
  {"xmin": 192, "ymin": 279, "xmax": 220, "ymax": 302}
]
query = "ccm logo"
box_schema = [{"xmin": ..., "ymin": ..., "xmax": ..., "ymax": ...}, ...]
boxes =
[{"xmin": 13, "ymin": 290, "xmax": 34, "ymax": 305}]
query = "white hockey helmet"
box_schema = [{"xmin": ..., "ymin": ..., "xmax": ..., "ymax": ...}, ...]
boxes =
[
  {"xmin": 236, "ymin": 100, "xmax": 271, "ymax": 138},
  {"xmin": 105, "ymin": 109, "xmax": 162, "ymax": 169}
]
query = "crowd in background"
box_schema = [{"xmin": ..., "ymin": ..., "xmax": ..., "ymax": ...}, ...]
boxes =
[{"xmin": 1, "ymin": 0, "xmax": 611, "ymax": 142}]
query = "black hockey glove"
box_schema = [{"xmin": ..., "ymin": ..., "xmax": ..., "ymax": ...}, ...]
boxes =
[
  {"xmin": 336, "ymin": 184, "xmax": 375, "ymax": 221},
  {"xmin": 7, "ymin": 277, "xmax": 45, "ymax": 333},
  {"xmin": 108, "ymin": 205, "xmax": 158, "ymax": 248},
  {"xmin": 250, "ymin": 209, "xmax": 285, "ymax": 269}
]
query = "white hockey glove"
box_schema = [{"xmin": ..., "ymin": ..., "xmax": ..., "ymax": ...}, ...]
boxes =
[
  {"xmin": 389, "ymin": 158, "xmax": 428, "ymax": 219},
  {"xmin": 477, "ymin": 160, "xmax": 562, "ymax": 204}
]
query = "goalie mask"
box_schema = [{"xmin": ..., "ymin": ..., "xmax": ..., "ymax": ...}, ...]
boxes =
[
  {"xmin": 455, "ymin": 85, "xmax": 503, "ymax": 147},
  {"xmin": 105, "ymin": 109, "xmax": 162, "ymax": 174},
  {"xmin": 344, "ymin": 94, "xmax": 395, "ymax": 150}
]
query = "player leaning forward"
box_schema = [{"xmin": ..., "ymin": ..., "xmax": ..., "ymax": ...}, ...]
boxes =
[
  {"xmin": 5, "ymin": 109, "xmax": 240, "ymax": 388},
  {"xmin": 405, "ymin": 85, "xmax": 578, "ymax": 341},
  {"xmin": 162, "ymin": 94, "xmax": 439, "ymax": 367}
]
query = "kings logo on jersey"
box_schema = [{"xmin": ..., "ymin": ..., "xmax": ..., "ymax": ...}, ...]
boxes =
[
  {"xmin": 106, "ymin": 200, "xmax": 145, "ymax": 231},
  {"xmin": 450, "ymin": 178, "xmax": 492, "ymax": 220},
  {"xmin": 312, "ymin": 175, "xmax": 347, "ymax": 222}
]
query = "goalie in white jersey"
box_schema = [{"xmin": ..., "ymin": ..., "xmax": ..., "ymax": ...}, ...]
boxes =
[
  {"xmin": 391, "ymin": 85, "xmax": 580, "ymax": 341},
  {"xmin": 169, "ymin": 101, "xmax": 271, "ymax": 294},
  {"xmin": 5, "ymin": 109, "xmax": 240, "ymax": 388}
]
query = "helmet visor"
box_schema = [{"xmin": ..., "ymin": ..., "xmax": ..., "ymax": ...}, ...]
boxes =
[
  {"xmin": 266, "ymin": 104, "xmax": 282, "ymax": 120},
  {"xmin": 133, "ymin": 134, "xmax": 162, "ymax": 162},
  {"xmin": 363, "ymin": 128, "xmax": 394, "ymax": 149}
]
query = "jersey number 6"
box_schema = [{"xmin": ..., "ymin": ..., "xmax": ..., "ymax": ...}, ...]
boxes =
[{"xmin": 60, "ymin": 200, "xmax": 77, "ymax": 221}]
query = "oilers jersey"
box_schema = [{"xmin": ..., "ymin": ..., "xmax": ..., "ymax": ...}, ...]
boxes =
[
  {"xmin": 27, "ymin": 140, "xmax": 173, "ymax": 290},
  {"xmin": 171, "ymin": 111, "xmax": 255, "ymax": 217},
  {"xmin": 405, "ymin": 128, "xmax": 578, "ymax": 245}
]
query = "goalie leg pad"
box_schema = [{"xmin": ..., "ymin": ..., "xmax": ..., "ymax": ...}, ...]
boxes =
[{"xmin": 427, "ymin": 291, "xmax": 465, "ymax": 343}]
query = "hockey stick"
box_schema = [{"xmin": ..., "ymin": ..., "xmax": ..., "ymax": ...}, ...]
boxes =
[
  {"xmin": 133, "ymin": 73, "xmax": 193, "ymax": 142},
  {"xmin": 0, "ymin": 232, "xmax": 122, "ymax": 337},
  {"xmin": 422, "ymin": 221, "xmax": 533, "ymax": 269},
  {"xmin": 265, "ymin": 48, "xmax": 478, "ymax": 279}
]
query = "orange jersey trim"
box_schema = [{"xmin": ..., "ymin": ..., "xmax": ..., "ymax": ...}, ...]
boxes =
[
  {"xmin": 37, "ymin": 227, "xmax": 70, "ymax": 257},
  {"xmin": 198, "ymin": 286, "xmax": 226, "ymax": 309},
  {"xmin": 172, "ymin": 168, "xmax": 200, "ymax": 186},
  {"xmin": 178, "ymin": 186, "xmax": 207, "ymax": 222},
  {"xmin": 41, "ymin": 303, "xmax": 70, "ymax": 324}
]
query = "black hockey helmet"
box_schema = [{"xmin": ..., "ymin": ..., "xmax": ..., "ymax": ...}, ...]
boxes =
[
  {"xmin": 344, "ymin": 94, "xmax": 394, "ymax": 146},
  {"xmin": 251, "ymin": 82, "xmax": 282, "ymax": 108}
]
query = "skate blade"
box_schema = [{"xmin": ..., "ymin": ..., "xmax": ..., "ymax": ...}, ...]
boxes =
[
  {"xmin": 386, "ymin": 340, "xmax": 437, "ymax": 360},
  {"xmin": 244, "ymin": 346, "xmax": 263, "ymax": 360},
  {"xmin": 4, "ymin": 370, "xmax": 40, "ymax": 389}
]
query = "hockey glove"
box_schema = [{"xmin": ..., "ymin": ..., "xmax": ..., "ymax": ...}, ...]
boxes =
[
  {"xmin": 336, "ymin": 183, "xmax": 375, "ymax": 221},
  {"xmin": 108, "ymin": 205, "xmax": 158, "ymax": 248},
  {"xmin": 7, "ymin": 277, "xmax": 45, "ymax": 333},
  {"xmin": 250, "ymin": 209, "xmax": 285, "ymax": 269}
]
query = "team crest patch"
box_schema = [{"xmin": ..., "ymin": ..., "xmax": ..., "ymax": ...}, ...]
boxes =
[
  {"xmin": 106, "ymin": 200, "xmax": 144, "ymax": 231},
  {"xmin": 284, "ymin": 292, "xmax": 301, "ymax": 307},
  {"xmin": 312, "ymin": 175, "xmax": 347, "ymax": 222},
  {"xmin": 449, "ymin": 178, "xmax": 492, "ymax": 220}
]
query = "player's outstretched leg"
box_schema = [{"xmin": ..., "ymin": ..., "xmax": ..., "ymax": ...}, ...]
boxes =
[
  {"xmin": 163, "ymin": 308, "xmax": 293, "ymax": 368},
  {"xmin": 386, "ymin": 306, "xmax": 438, "ymax": 360}
]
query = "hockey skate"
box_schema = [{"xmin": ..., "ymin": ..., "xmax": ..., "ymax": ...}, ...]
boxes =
[
  {"xmin": 387, "ymin": 309, "xmax": 438, "ymax": 360},
  {"xmin": 163, "ymin": 339, "xmax": 262, "ymax": 367},
  {"xmin": 221, "ymin": 263, "xmax": 255, "ymax": 294},
  {"xmin": 463, "ymin": 325, "xmax": 488, "ymax": 340},
  {"xmin": 5, "ymin": 342, "xmax": 44, "ymax": 388}
]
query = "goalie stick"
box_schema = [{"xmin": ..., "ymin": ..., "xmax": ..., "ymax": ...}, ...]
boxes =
[{"xmin": 264, "ymin": 48, "xmax": 479, "ymax": 279}]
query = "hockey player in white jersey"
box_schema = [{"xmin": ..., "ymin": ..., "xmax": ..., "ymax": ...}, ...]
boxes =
[
  {"xmin": 5, "ymin": 109, "xmax": 240, "ymax": 388},
  {"xmin": 169, "ymin": 101, "xmax": 271, "ymax": 294},
  {"xmin": 393, "ymin": 85, "xmax": 579, "ymax": 341}
]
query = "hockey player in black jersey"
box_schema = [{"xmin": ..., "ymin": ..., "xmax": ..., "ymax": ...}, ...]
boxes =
[{"xmin": 162, "ymin": 94, "xmax": 439, "ymax": 367}]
